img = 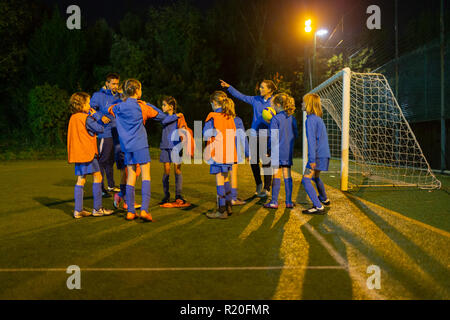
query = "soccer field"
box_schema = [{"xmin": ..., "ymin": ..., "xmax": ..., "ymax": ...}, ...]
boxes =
[{"xmin": 0, "ymin": 157, "xmax": 449, "ymax": 299}]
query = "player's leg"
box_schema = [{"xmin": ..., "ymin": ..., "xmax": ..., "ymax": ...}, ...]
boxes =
[
  {"xmin": 250, "ymin": 135, "xmax": 263, "ymax": 195},
  {"xmin": 160, "ymin": 162, "xmax": 171, "ymax": 204},
  {"xmin": 104, "ymin": 138, "xmax": 117, "ymax": 192},
  {"xmin": 261, "ymin": 135, "xmax": 272, "ymax": 195},
  {"xmin": 283, "ymin": 167, "xmax": 294, "ymax": 208},
  {"xmin": 206, "ymin": 172, "xmax": 228, "ymax": 219},
  {"xmin": 139, "ymin": 162, "xmax": 152, "ymax": 221},
  {"xmin": 174, "ymin": 163, "xmax": 186, "ymax": 203},
  {"xmin": 264, "ymin": 168, "xmax": 281, "ymax": 209},
  {"xmin": 224, "ymin": 172, "xmax": 233, "ymax": 215},
  {"xmin": 92, "ymin": 171, "xmax": 113, "ymax": 216},
  {"xmin": 98, "ymin": 137, "xmax": 111, "ymax": 197},
  {"xmin": 73, "ymin": 175, "xmax": 89, "ymax": 218},
  {"xmin": 301, "ymin": 167, "xmax": 325, "ymax": 214},
  {"xmin": 125, "ymin": 164, "xmax": 137, "ymax": 220},
  {"xmin": 231, "ymin": 164, "xmax": 245, "ymax": 205},
  {"xmin": 313, "ymin": 170, "xmax": 330, "ymax": 206}
]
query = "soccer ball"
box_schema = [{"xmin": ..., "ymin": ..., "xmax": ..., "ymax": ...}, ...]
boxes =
[{"xmin": 262, "ymin": 107, "xmax": 276, "ymax": 123}]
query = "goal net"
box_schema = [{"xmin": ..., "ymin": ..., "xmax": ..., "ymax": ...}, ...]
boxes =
[{"xmin": 302, "ymin": 68, "xmax": 441, "ymax": 190}]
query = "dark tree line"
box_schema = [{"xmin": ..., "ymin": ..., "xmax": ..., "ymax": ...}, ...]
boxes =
[{"xmin": 0, "ymin": 0, "xmax": 307, "ymax": 149}]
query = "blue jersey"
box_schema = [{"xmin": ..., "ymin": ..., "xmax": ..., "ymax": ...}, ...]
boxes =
[
  {"xmin": 90, "ymin": 88, "xmax": 120, "ymax": 138},
  {"xmin": 269, "ymin": 111, "xmax": 298, "ymax": 165},
  {"xmin": 305, "ymin": 114, "xmax": 330, "ymax": 163},
  {"xmin": 160, "ymin": 114, "xmax": 181, "ymax": 150},
  {"xmin": 227, "ymin": 86, "xmax": 273, "ymax": 134},
  {"xmin": 234, "ymin": 116, "xmax": 249, "ymax": 161},
  {"xmin": 109, "ymin": 98, "xmax": 166, "ymax": 153}
]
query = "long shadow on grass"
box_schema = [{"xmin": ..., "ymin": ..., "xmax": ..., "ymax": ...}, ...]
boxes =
[
  {"xmin": 34, "ymin": 196, "xmax": 88, "ymax": 217},
  {"xmin": 322, "ymin": 215, "xmax": 447, "ymax": 299},
  {"xmin": 344, "ymin": 193, "xmax": 450, "ymax": 298},
  {"xmin": 300, "ymin": 215, "xmax": 353, "ymax": 299}
]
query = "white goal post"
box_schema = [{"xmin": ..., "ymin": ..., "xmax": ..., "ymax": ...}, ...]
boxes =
[{"xmin": 302, "ymin": 67, "xmax": 441, "ymax": 191}]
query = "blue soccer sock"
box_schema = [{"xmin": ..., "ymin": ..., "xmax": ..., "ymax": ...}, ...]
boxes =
[
  {"xmin": 224, "ymin": 181, "xmax": 232, "ymax": 202},
  {"xmin": 284, "ymin": 177, "xmax": 293, "ymax": 204},
  {"xmin": 231, "ymin": 188, "xmax": 238, "ymax": 201},
  {"xmin": 74, "ymin": 185, "xmax": 84, "ymax": 212},
  {"xmin": 302, "ymin": 177, "xmax": 322, "ymax": 208},
  {"xmin": 162, "ymin": 174, "xmax": 170, "ymax": 198},
  {"xmin": 119, "ymin": 184, "xmax": 126, "ymax": 198},
  {"xmin": 271, "ymin": 178, "xmax": 281, "ymax": 203},
  {"xmin": 216, "ymin": 185, "xmax": 226, "ymax": 207},
  {"xmin": 125, "ymin": 185, "xmax": 135, "ymax": 213},
  {"xmin": 141, "ymin": 180, "xmax": 151, "ymax": 212},
  {"xmin": 92, "ymin": 182, "xmax": 102, "ymax": 211},
  {"xmin": 175, "ymin": 173, "xmax": 182, "ymax": 197},
  {"xmin": 313, "ymin": 177, "xmax": 328, "ymax": 202}
]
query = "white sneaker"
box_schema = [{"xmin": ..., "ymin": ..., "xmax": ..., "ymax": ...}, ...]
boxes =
[
  {"xmin": 254, "ymin": 183, "xmax": 263, "ymax": 195},
  {"xmin": 92, "ymin": 208, "xmax": 113, "ymax": 217},
  {"xmin": 73, "ymin": 210, "xmax": 92, "ymax": 219}
]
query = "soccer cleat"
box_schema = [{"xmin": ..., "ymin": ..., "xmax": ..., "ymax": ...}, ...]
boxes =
[
  {"xmin": 139, "ymin": 210, "xmax": 153, "ymax": 222},
  {"xmin": 254, "ymin": 183, "xmax": 263, "ymax": 196},
  {"xmin": 126, "ymin": 212, "xmax": 137, "ymax": 220},
  {"xmin": 231, "ymin": 198, "xmax": 246, "ymax": 206},
  {"xmin": 92, "ymin": 207, "xmax": 113, "ymax": 216},
  {"xmin": 159, "ymin": 196, "xmax": 170, "ymax": 205},
  {"xmin": 206, "ymin": 207, "xmax": 228, "ymax": 219},
  {"xmin": 123, "ymin": 202, "xmax": 141, "ymax": 210},
  {"xmin": 113, "ymin": 193, "xmax": 123, "ymax": 209},
  {"xmin": 73, "ymin": 210, "xmax": 92, "ymax": 219},
  {"xmin": 263, "ymin": 201, "xmax": 279, "ymax": 209},
  {"xmin": 285, "ymin": 202, "xmax": 295, "ymax": 209},
  {"xmin": 302, "ymin": 206, "xmax": 325, "ymax": 215},
  {"xmin": 107, "ymin": 186, "xmax": 121, "ymax": 193},
  {"xmin": 225, "ymin": 200, "xmax": 233, "ymax": 216},
  {"xmin": 257, "ymin": 189, "xmax": 270, "ymax": 198},
  {"xmin": 321, "ymin": 199, "xmax": 331, "ymax": 206}
]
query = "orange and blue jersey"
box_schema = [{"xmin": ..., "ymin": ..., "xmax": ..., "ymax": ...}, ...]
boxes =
[
  {"xmin": 305, "ymin": 114, "xmax": 330, "ymax": 163},
  {"xmin": 67, "ymin": 112, "xmax": 104, "ymax": 164},
  {"xmin": 269, "ymin": 111, "xmax": 298, "ymax": 166},
  {"xmin": 227, "ymin": 86, "xmax": 273, "ymax": 133},
  {"xmin": 203, "ymin": 108, "xmax": 238, "ymax": 165},
  {"xmin": 90, "ymin": 88, "xmax": 120, "ymax": 138},
  {"xmin": 108, "ymin": 98, "xmax": 166, "ymax": 153}
]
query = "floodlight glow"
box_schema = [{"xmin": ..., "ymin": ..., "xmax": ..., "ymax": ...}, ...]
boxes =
[
  {"xmin": 316, "ymin": 29, "xmax": 328, "ymax": 36},
  {"xmin": 305, "ymin": 19, "xmax": 312, "ymax": 32}
]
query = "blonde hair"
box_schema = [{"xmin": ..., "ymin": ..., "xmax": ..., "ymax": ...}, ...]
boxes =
[
  {"xmin": 221, "ymin": 97, "xmax": 236, "ymax": 118},
  {"xmin": 69, "ymin": 92, "xmax": 90, "ymax": 114},
  {"xmin": 272, "ymin": 93, "xmax": 295, "ymax": 116},
  {"xmin": 210, "ymin": 90, "xmax": 227, "ymax": 105},
  {"xmin": 303, "ymin": 93, "xmax": 322, "ymax": 117}
]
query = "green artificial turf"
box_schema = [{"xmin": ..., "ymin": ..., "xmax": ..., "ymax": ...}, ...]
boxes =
[{"xmin": 0, "ymin": 157, "xmax": 448, "ymax": 299}]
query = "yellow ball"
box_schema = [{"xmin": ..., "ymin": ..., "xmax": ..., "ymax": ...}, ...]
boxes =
[{"xmin": 262, "ymin": 107, "xmax": 276, "ymax": 123}]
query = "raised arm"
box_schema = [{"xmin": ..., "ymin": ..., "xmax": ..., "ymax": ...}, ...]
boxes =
[
  {"xmin": 220, "ymin": 79, "xmax": 255, "ymax": 105},
  {"xmin": 85, "ymin": 116, "xmax": 104, "ymax": 136}
]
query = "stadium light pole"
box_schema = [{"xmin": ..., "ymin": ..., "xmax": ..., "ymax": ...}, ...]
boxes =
[{"xmin": 312, "ymin": 29, "xmax": 328, "ymax": 87}]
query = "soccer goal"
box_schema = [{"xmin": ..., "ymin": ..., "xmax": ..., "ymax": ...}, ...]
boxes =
[{"xmin": 302, "ymin": 67, "xmax": 441, "ymax": 191}]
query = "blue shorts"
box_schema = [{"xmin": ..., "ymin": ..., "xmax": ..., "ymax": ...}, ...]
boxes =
[
  {"xmin": 124, "ymin": 148, "xmax": 151, "ymax": 165},
  {"xmin": 306, "ymin": 157, "xmax": 330, "ymax": 171},
  {"xmin": 276, "ymin": 159, "xmax": 293, "ymax": 167},
  {"xmin": 159, "ymin": 148, "xmax": 182, "ymax": 164},
  {"xmin": 74, "ymin": 158, "xmax": 100, "ymax": 176},
  {"xmin": 210, "ymin": 163, "xmax": 233, "ymax": 175}
]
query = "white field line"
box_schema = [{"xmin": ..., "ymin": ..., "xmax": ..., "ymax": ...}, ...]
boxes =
[{"xmin": 0, "ymin": 266, "xmax": 346, "ymax": 272}]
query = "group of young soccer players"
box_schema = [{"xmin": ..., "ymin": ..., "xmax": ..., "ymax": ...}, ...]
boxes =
[{"xmin": 67, "ymin": 73, "xmax": 331, "ymax": 221}]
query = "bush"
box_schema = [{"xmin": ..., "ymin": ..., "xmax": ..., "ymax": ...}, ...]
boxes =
[{"xmin": 28, "ymin": 83, "xmax": 70, "ymax": 146}]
